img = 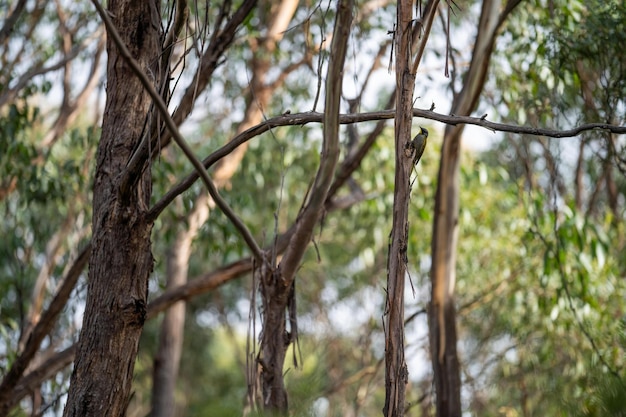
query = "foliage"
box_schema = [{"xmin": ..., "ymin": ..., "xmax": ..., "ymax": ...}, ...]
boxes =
[
  {"xmin": 472, "ymin": 0, "xmax": 626, "ymax": 399},
  {"xmin": 457, "ymin": 154, "xmax": 626, "ymax": 415}
]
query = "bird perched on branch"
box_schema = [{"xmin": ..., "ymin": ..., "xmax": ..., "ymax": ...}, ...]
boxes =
[{"xmin": 411, "ymin": 126, "xmax": 428, "ymax": 166}]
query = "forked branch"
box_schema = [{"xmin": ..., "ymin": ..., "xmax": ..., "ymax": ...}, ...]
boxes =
[{"xmin": 90, "ymin": 0, "xmax": 265, "ymax": 262}]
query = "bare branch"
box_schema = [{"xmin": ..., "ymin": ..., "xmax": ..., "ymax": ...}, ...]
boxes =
[
  {"xmin": 91, "ymin": 0, "xmax": 265, "ymax": 262},
  {"xmin": 121, "ymin": 0, "xmax": 257, "ymax": 191},
  {"xmin": 0, "ymin": 33, "xmax": 97, "ymax": 108},
  {"xmin": 411, "ymin": 0, "xmax": 441, "ymax": 76},
  {"xmin": 211, "ymin": 0, "xmax": 299, "ymax": 189},
  {"xmin": 0, "ymin": 0, "xmax": 28, "ymax": 44},
  {"xmin": 147, "ymin": 258, "xmax": 252, "ymax": 319},
  {"xmin": 7, "ymin": 346, "xmax": 76, "ymax": 411},
  {"xmin": 149, "ymin": 108, "xmax": 626, "ymax": 221},
  {"xmin": 327, "ymin": 93, "xmax": 396, "ymax": 204},
  {"xmin": 162, "ymin": 0, "xmax": 188, "ymax": 68},
  {"xmin": 0, "ymin": 2, "xmax": 46, "ymax": 82},
  {"xmin": 40, "ymin": 32, "xmax": 105, "ymax": 148},
  {"xmin": 164, "ymin": 0, "xmax": 258, "ymax": 144},
  {"xmin": 277, "ymin": 0, "xmax": 351, "ymax": 283}
]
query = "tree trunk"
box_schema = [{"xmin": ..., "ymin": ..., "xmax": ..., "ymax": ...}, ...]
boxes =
[
  {"xmin": 383, "ymin": 0, "xmax": 415, "ymax": 415},
  {"xmin": 63, "ymin": 1, "xmax": 161, "ymax": 415},
  {"xmin": 429, "ymin": 1, "xmax": 519, "ymax": 416},
  {"xmin": 259, "ymin": 267, "xmax": 291, "ymax": 413},
  {"xmin": 150, "ymin": 1, "xmax": 293, "ymax": 414},
  {"xmin": 257, "ymin": 0, "xmax": 351, "ymax": 413},
  {"xmin": 147, "ymin": 1, "xmax": 300, "ymax": 414},
  {"xmin": 150, "ymin": 195, "xmax": 209, "ymax": 417}
]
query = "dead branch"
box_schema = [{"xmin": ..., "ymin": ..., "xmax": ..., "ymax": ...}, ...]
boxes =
[{"xmin": 121, "ymin": 0, "xmax": 258, "ymax": 191}]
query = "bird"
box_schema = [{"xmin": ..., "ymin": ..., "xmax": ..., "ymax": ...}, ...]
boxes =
[{"xmin": 411, "ymin": 126, "xmax": 428, "ymax": 166}]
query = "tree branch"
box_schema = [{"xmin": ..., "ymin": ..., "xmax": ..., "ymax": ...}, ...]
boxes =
[
  {"xmin": 91, "ymin": 0, "xmax": 265, "ymax": 263},
  {"xmin": 0, "ymin": 34, "xmax": 95, "ymax": 108},
  {"xmin": 0, "ymin": 0, "xmax": 28, "ymax": 44},
  {"xmin": 411, "ymin": 0, "xmax": 441, "ymax": 75},
  {"xmin": 148, "ymin": 108, "xmax": 626, "ymax": 221},
  {"xmin": 4, "ymin": 88, "xmax": 622, "ymax": 414},
  {"xmin": 40, "ymin": 31, "xmax": 105, "ymax": 148},
  {"xmin": 0, "ymin": 244, "xmax": 90, "ymax": 414},
  {"xmin": 121, "ymin": 0, "xmax": 257, "ymax": 202},
  {"xmin": 277, "ymin": 0, "xmax": 351, "ymax": 283},
  {"xmin": 147, "ymin": 258, "xmax": 252, "ymax": 319},
  {"xmin": 383, "ymin": 0, "xmax": 419, "ymax": 413},
  {"xmin": 6, "ymin": 346, "xmax": 76, "ymax": 411}
]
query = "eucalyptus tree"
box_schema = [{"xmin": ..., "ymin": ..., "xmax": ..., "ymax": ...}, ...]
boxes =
[{"xmin": 1, "ymin": 1, "xmax": 625, "ymax": 416}]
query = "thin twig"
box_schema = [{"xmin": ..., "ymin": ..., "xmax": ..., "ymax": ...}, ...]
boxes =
[{"xmin": 90, "ymin": 0, "xmax": 265, "ymax": 262}]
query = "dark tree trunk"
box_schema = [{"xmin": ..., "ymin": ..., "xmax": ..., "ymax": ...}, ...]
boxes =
[
  {"xmin": 383, "ymin": 0, "xmax": 415, "ymax": 416},
  {"xmin": 63, "ymin": 1, "xmax": 161, "ymax": 416},
  {"xmin": 259, "ymin": 269, "xmax": 291, "ymax": 413}
]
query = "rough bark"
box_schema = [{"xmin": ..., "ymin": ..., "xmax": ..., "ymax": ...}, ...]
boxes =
[
  {"xmin": 429, "ymin": 1, "xmax": 520, "ymax": 416},
  {"xmin": 382, "ymin": 0, "xmax": 415, "ymax": 416},
  {"xmin": 62, "ymin": 1, "xmax": 160, "ymax": 416},
  {"xmin": 258, "ymin": 0, "xmax": 352, "ymax": 413}
]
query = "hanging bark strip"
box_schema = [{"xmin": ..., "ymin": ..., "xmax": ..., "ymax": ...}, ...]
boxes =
[{"xmin": 383, "ymin": 0, "xmax": 416, "ymax": 415}]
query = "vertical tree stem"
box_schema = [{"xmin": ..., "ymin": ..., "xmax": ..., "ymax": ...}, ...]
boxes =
[{"xmin": 383, "ymin": 0, "xmax": 415, "ymax": 415}]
